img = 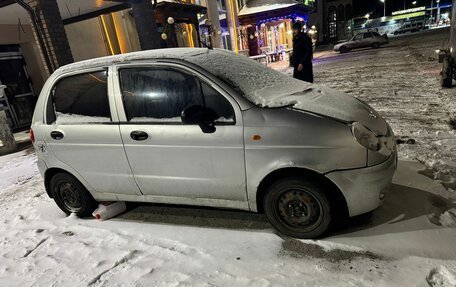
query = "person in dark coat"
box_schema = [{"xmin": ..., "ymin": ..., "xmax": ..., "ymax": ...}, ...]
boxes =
[{"xmin": 292, "ymin": 22, "xmax": 314, "ymax": 83}]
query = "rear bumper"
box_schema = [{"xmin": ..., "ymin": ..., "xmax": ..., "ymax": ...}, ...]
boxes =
[{"xmin": 326, "ymin": 151, "xmax": 397, "ymax": 217}]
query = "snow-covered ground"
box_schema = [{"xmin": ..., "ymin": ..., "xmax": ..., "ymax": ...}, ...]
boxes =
[
  {"xmin": 1, "ymin": 29, "xmax": 456, "ymax": 286},
  {"xmin": 1, "ymin": 148, "xmax": 456, "ymax": 286},
  {"xmin": 272, "ymin": 28, "xmax": 456, "ymax": 197}
]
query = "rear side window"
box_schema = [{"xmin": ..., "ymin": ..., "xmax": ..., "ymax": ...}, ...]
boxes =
[
  {"xmin": 363, "ymin": 33, "xmax": 373, "ymax": 38},
  {"xmin": 119, "ymin": 68, "xmax": 235, "ymax": 124},
  {"xmin": 372, "ymin": 32, "xmax": 380, "ymax": 36},
  {"xmin": 51, "ymin": 70, "xmax": 110, "ymax": 124}
]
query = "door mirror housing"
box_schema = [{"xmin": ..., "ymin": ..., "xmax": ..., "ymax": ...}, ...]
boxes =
[{"xmin": 181, "ymin": 105, "xmax": 218, "ymax": 133}]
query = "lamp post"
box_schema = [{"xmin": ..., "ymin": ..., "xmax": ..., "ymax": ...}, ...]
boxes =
[{"xmin": 380, "ymin": 0, "xmax": 386, "ymax": 17}]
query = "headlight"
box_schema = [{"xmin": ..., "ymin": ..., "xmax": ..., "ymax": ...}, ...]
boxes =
[{"xmin": 351, "ymin": 122, "xmax": 380, "ymax": 151}]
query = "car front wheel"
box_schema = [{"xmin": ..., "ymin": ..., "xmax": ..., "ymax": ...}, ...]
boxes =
[
  {"xmin": 263, "ymin": 177, "xmax": 332, "ymax": 239},
  {"xmin": 339, "ymin": 46, "xmax": 349, "ymax": 53},
  {"xmin": 50, "ymin": 173, "xmax": 98, "ymax": 217},
  {"xmin": 372, "ymin": 42, "xmax": 380, "ymax": 49}
]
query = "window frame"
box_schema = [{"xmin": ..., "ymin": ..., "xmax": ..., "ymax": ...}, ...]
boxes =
[
  {"xmin": 112, "ymin": 62, "xmax": 240, "ymax": 126},
  {"xmin": 45, "ymin": 67, "xmax": 117, "ymax": 125}
]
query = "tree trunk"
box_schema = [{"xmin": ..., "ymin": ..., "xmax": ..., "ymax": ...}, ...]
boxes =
[
  {"xmin": 131, "ymin": 0, "xmax": 161, "ymax": 50},
  {"xmin": 0, "ymin": 110, "xmax": 17, "ymax": 155}
]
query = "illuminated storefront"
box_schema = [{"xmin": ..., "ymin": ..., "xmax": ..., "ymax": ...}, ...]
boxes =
[{"xmin": 238, "ymin": 0, "xmax": 315, "ymax": 56}]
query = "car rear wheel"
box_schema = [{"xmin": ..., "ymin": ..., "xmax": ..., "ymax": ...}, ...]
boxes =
[
  {"xmin": 442, "ymin": 57, "xmax": 454, "ymax": 88},
  {"xmin": 372, "ymin": 42, "xmax": 380, "ymax": 49},
  {"xmin": 263, "ymin": 177, "xmax": 332, "ymax": 239},
  {"xmin": 339, "ymin": 46, "xmax": 349, "ymax": 53},
  {"xmin": 50, "ymin": 173, "xmax": 98, "ymax": 217}
]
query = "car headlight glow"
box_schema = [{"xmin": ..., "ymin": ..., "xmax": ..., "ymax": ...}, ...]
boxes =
[{"xmin": 351, "ymin": 122, "xmax": 380, "ymax": 151}]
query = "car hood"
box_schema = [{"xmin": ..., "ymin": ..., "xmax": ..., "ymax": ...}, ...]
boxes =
[{"xmin": 263, "ymin": 85, "xmax": 388, "ymax": 136}]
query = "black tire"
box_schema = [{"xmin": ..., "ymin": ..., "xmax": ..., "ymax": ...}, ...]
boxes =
[
  {"xmin": 339, "ymin": 46, "xmax": 349, "ymax": 53},
  {"xmin": 372, "ymin": 42, "xmax": 380, "ymax": 49},
  {"xmin": 441, "ymin": 57, "xmax": 454, "ymax": 88},
  {"xmin": 263, "ymin": 177, "xmax": 332, "ymax": 239},
  {"xmin": 394, "ymin": 31, "xmax": 398, "ymax": 35},
  {"xmin": 50, "ymin": 173, "xmax": 98, "ymax": 217}
]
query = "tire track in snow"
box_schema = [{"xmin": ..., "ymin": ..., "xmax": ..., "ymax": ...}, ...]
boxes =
[
  {"xmin": 87, "ymin": 250, "xmax": 140, "ymax": 286},
  {"xmin": 23, "ymin": 237, "xmax": 48, "ymax": 258}
]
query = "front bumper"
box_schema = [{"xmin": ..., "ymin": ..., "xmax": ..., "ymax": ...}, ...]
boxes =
[{"xmin": 325, "ymin": 151, "xmax": 397, "ymax": 217}]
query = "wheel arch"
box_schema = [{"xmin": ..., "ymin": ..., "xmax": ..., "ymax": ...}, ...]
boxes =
[
  {"xmin": 255, "ymin": 167, "xmax": 349, "ymax": 218},
  {"xmin": 44, "ymin": 168, "xmax": 86, "ymax": 198}
]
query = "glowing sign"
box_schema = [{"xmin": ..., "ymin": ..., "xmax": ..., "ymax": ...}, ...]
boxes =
[{"xmin": 392, "ymin": 6, "xmax": 426, "ymax": 16}]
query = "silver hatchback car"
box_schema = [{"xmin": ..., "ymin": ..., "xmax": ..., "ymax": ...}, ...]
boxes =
[
  {"xmin": 334, "ymin": 32, "xmax": 389, "ymax": 53},
  {"xmin": 31, "ymin": 48, "xmax": 396, "ymax": 238}
]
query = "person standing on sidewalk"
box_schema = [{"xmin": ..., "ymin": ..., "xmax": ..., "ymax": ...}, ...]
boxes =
[{"xmin": 292, "ymin": 22, "xmax": 314, "ymax": 83}]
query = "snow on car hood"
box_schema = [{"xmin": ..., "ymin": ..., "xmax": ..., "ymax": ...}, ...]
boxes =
[{"xmin": 186, "ymin": 49, "xmax": 388, "ymax": 135}]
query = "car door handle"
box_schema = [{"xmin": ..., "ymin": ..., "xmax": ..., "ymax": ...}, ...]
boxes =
[
  {"xmin": 50, "ymin": 131, "xmax": 64, "ymax": 140},
  {"xmin": 130, "ymin": 130, "xmax": 148, "ymax": 141}
]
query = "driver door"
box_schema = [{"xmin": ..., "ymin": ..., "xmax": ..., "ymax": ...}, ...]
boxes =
[
  {"xmin": 113, "ymin": 64, "xmax": 247, "ymax": 205},
  {"xmin": 348, "ymin": 34, "xmax": 363, "ymax": 49}
]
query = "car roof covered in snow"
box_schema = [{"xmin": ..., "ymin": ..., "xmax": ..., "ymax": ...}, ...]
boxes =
[{"xmin": 55, "ymin": 48, "xmax": 211, "ymax": 74}]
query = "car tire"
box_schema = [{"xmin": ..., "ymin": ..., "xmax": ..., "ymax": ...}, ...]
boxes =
[
  {"xmin": 441, "ymin": 57, "xmax": 454, "ymax": 88},
  {"xmin": 394, "ymin": 31, "xmax": 398, "ymax": 35},
  {"xmin": 50, "ymin": 173, "xmax": 98, "ymax": 217},
  {"xmin": 263, "ymin": 177, "xmax": 332, "ymax": 239},
  {"xmin": 372, "ymin": 42, "xmax": 380, "ymax": 49},
  {"xmin": 339, "ymin": 46, "xmax": 348, "ymax": 53}
]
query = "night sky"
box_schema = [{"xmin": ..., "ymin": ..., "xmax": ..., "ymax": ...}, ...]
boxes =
[{"xmin": 353, "ymin": 0, "xmax": 447, "ymax": 18}]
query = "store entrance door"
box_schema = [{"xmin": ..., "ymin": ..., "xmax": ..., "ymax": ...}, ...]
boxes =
[{"xmin": 0, "ymin": 45, "xmax": 36, "ymax": 131}]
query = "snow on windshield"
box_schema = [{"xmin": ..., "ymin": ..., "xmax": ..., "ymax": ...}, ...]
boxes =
[{"xmin": 185, "ymin": 49, "xmax": 311, "ymax": 107}]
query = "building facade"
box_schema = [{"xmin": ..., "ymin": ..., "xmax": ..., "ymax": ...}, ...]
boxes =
[{"xmin": 308, "ymin": 0, "xmax": 353, "ymax": 43}]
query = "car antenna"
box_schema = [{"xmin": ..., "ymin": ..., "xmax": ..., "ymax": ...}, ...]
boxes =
[{"xmin": 199, "ymin": 38, "xmax": 213, "ymax": 50}]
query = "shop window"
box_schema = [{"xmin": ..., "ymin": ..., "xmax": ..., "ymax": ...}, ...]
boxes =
[
  {"xmin": 328, "ymin": 6, "xmax": 337, "ymax": 40},
  {"xmin": 338, "ymin": 4, "xmax": 345, "ymax": 23},
  {"xmin": 346, "ymin": 4, "xmax": 353, "ymax": 20}
]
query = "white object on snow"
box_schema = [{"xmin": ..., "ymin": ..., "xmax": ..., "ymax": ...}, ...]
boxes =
[
  {"xmin": 438, "ymin": 208, "xmax": 456, "ymax": 228},
  {"xmin": 92, "ymin": 202, "xmax": 126, "ymax": 221},
  {"xmin": 427, "ymin": 266, "xmax": 456, "ymax": 287}
]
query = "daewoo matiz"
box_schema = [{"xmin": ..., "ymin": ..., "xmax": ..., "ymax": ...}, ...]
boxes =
[{"xmin": 31, "ymin": 48, "xmax": 396, "ymax": 238}]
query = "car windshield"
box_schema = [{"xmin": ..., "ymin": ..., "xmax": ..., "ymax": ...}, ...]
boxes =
[{"xmin": 185, "ymin": 49, "xmax": 310, "ymax": 107}]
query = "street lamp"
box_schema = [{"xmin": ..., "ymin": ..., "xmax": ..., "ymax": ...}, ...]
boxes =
[
  {"xmin": 412, "ymin": 1, "xmax": 417, "ymax": 5},
  {"xmin": 380, "ymin": 0, "xmax": 386, "ymax": 17}
]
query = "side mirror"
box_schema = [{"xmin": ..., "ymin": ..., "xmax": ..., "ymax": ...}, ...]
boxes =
[{"xmin": 181, "ymin": 105, "xmax": 218, "ymax": 134}]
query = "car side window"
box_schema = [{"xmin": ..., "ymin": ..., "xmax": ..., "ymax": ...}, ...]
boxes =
[
  {"xmin": 363, "ymin": 33, "xmax": 373, "ymax": 39},
  {"xmin": 119, "ymin": 68, "xmax": 203, "ymax": 122},
  {"xmin": 201, "ymin": 82, "xmax": 235, "ymax": 124},
  {"xmin": 51, "ymin": 70, "xmax": 110, "ymax": 124},
  {"xmin": 119, "ymin": 67, "xmax": 235, "ymax": 124},
  {"xmin": 353, "ymin": 34, "xmax": 363, "ymax": 41}
]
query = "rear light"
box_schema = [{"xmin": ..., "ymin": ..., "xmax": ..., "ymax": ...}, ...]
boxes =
[{"xmin": 30, "ymin": 128, "xmax": 35, "ymax": 144}]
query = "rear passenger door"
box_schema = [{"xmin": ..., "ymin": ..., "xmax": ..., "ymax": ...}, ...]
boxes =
[
  {"xmin": 114, "ymin": 64, "xmax": 247, "ymax": 205},
  {"xmin": 362, "ymin": 33, "xmax": 374, "ymax": 47},
  {"xmin": 44, "ymin": 68, "xmax": 141, "ymax": 196}
]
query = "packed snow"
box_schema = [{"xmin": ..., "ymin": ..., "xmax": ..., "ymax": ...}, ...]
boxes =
[
  {"xmin": 55, "ymin": 112, "xmax": 110, "ymax": 124},
  {"xmin": 1, "ymin": 148, "xmax": 456, "ymax": 286}
]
